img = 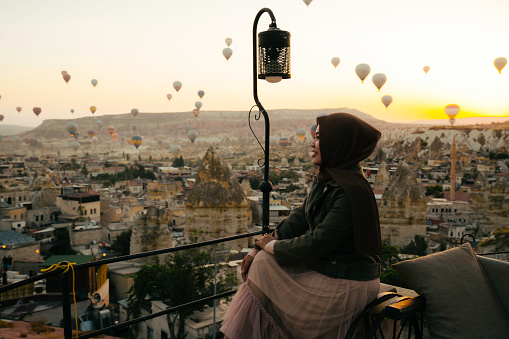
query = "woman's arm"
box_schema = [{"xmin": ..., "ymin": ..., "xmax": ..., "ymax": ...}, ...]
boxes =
[
  {"xmin": 272, "ymin": 191, "xmax": 353, "ymax": 265},
  {"xmin": 274, "ymin": 197, "xmax": 309, "ymax": 239}
]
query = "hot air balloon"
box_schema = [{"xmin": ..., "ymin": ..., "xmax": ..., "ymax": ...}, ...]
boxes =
[
  {"xmin": 111, "ymin": 133, "xmax": 118, "ymax": 141},
  {"xmin": 303, "ymin": 0, "xmax": 313, "ymax": 6},
  {"xmin": 225, "ymin": 38, "xmax": 233, "ymax": 47},
  {"xmin": 310, "ymin": 123, "xmax": 317, "ymax": 138},
  {"xmin": 222, "ymin": 47, "xmax": 233, "ymax": 61},
  {"xmin": 70, "ymin": 109, "xmax": 74, "ymax": 114},
  {"xmin": 279, "ymin": 138, "xmax": 290, "ymax": 149},
  {"xmin": 90, "ymin": 106, "xmax": 97, "ymax": 114},
  {"xmin": 187, "ymin": 130, "xmax": 198, "ymax": 143},
  {"xmin": 197, "ymin": 90, "xmax": 205, "ymax": 99},
  {"xmin": 157, "ymin": 139, "xmax": 163, "ymax": 145},
  {"xmin": 372, "ymin": 73, "xmax": 387, "ymax": 92},
  {"xmin": 87, "ymin": 130, "xmax": 96, "ymax": 138},
  {"xmin": 73, "ymin": 131, "xmax": 80, "ymax": 140},
  {"xmin": 91, "ymin": 79, "xmax": 98, "ymax": 87},
  {"xmin": 107, "ymin": 126, "xmax": 116, "ymax": 136},
  {"xmin": 445, "ymin": 104, "xmax": 460, "ymax": 126},
  {"xmin": 296, "ymin": 128, "xmax": 306, "ymax": 141},
  {"xmin": 331, "ymin": 57, "xmax": 340, "ymax": 69},
  {"xmin": 494, "ymin": 57, "xmax": 507, "ymax": 74},
  {"xmin": 62, "ymin": 73, "xmax": 71, "ymax": 83},
  {"xmin": 355, "ymin": 64, "xmax": 371, "ymax": 83},
  {"xmin": 70, "ymin": 141, "xmax": 80, "ymax": 152},
  {"xmin": 119, "ymin": 133, "xmax": 125, "ymax": 141},
  {"xmin": 195, "ymin": 101, "xmax": 202, "ymax": 110},
  {"xmin": 131, "ymin": 108, "xmax": 139, "ymax": 118},
  {"xmin": 193, "ymin": 109, "xmax": 200, "ymax": 118},
  {"xmin": 170, "ymin": 144, "xmax": 182, "ymax": 157},
  {"xmin": 132, "ymin": 124, "xmax": 137, "ymax": 132},
  {"xmin": 173, "ymin": 81, "xmax": 182, "ymax": 92},
  {"xmin": 33, "ymin": 107, "xmax": 42, "ymax": 117},
  {"xmin": 66, "ymin": 122, "xmax": 78, "ymax": 136},
  {"xmin": 16, "ymin": 107, "xmax": 22, "ymax": 113},
  {"xmin": 96, "ymin": 120, "xmax": 102, "ymax": 127},
  {"xmin": 0, "ymin": 115, "xmax": 4, "ymax": 122},
  {"xmin": 381, "ymin": 95, "xmax": 393, "ymax": 109},
  {"xmin": 423, "ymin": 66, "xmax": 430, "ymax": 74},
  {"xmin": 270, "ymin": 136, "xmax": 278, "ymax": 147},
  {"xmin": 167, "ymin": 94, "xmax": 172, "ymax": 101},
  {"xmin": 131, "ymin": 135, "xmax": 143, "ymax": 149},
  {"xmin": 91, "ymin": 136, "xmax": 98, "ymax": 144},
  {"xmin": 126, "ymin": 137, "xmax": 133, "ymax": 145},
  {"xmin": 184, "ymin": 124, "xmax": 190, "ymax": 132},
  {"xmin": 61, "ymin": 70, "xmax": 68, "ymax": 75}
]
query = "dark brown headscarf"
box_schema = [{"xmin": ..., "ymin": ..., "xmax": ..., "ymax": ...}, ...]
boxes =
[{"xmin": 316, "ymin": 113, "xmax": 382, "ymax": 256}]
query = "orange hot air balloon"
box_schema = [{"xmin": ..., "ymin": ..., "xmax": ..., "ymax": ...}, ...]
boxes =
[
  {"xmin": 16, "ymin": 107, "xmax": 22, "ymax": 113},
  {"xmin": 62, "ymin": 73, "xmax": 71, "ymax": 83},
  {"xmin": 296, "ymin": 128, "xmax": 306, "ymax": 141},
  {"xmin": 193, "ymin": 109, "xmax": 200, "ymax": 117},
  {"xmin": 131, "ymin": 135, "xmax": 143, "ymax": 149},
  {"xmin": 33, "ymin": 107, "xmax": 42, "ymax": 117},
  {"xmin": 111, "ymin": 133, "xmax": 118, "ymax": 141},
  {"xmin": 107, "ymin": 126, "xmax": 116, "ymax": 136},
  {"xmin": 87, "ymin": 130, "xmax": 96, "ymax": 138},
  {"xmin": 90, "ymin": 106, "xmax": 97, "ymax": 114},
  {"xmin": 126, "ymin": 137, "xmax": 133, "ymax": 145}
]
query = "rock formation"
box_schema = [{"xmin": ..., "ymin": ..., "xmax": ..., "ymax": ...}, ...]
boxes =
[
  {"xmin": 185, "ymin": 147, "xmax": 251, "ymax": 250},
  {"xmin": 379, "ymin": 162, "xmax": 427, "ymax": 247},
  {"xmin": 374, "ymin": 161, "xmax": 391, "ymax": 190},
  {"xmin": 130, "ymin": 205, "xmax": 172, "ymax": 263}
]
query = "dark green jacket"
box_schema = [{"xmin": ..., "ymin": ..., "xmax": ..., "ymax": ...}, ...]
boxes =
[{"xmin": 273, "ymin": 175, "xmax": 380, "ymax": 281}]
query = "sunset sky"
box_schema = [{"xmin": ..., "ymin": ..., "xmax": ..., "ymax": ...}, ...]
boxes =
[{"xmin": 1, "ymin": 0, "xmax": 509, "ymax": 127}]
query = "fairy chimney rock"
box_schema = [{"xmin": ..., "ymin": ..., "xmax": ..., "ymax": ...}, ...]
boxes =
[
  {"xmin": 379, "ymin": 162, "xmax": 427, "ymax": 247},
  {"xmin": 185, "ymin": 147, "xmax": 250, "ymax": 250}
]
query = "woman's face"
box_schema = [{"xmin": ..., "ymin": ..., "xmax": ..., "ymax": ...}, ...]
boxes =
[{"xmin": 311, "ymin": 124, "xmax": 322, "ymax": 166}]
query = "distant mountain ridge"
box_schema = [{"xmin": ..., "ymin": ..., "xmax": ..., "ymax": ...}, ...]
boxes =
[{"xmin": 7, "ymin": 109, "xmax": 509, "ymax": 141}]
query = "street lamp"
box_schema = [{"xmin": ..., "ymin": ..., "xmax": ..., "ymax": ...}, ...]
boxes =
[
  {"xmin": 251, "ymin": 8, "xmax": 291, "ymax": 233},
  {"xmin": 213, "ymin": 249, "xmax": 239, "ymax": 339}
]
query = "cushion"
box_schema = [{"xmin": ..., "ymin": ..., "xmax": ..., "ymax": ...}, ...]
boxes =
[
  {"xmin": 392, "ymin": 243, "xmax": 509, "ymax": 339},
  {"xmin": 478, "ymin": 255, "xmax": 509, "ymax": 318}
]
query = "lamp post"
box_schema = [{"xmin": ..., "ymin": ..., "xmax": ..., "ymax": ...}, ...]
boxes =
[
  {"xmin": 213, "ymin": 249, "xmax": 238, "ymax": 339},
  {"xmin": 252, "ymin": 8, "xmax": 291, "ymax": 233}
]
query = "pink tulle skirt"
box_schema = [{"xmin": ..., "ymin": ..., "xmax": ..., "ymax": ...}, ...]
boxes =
[{"xmin": 221, "ymin": 251, "xmax": 379, "ymax": 339}]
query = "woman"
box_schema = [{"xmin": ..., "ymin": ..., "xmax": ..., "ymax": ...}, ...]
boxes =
[{"xmin": 221, "ymin": 112, "xmax": 382, "ymax": 339}]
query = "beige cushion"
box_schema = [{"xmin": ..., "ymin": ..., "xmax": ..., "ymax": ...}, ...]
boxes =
[
  {"xmin": 392, "ymin": 243, "xmax": 509, "ymax": 339},
  {"xmin": 478, "ymin": 255, "xmax": 509, "ymax": 318}
]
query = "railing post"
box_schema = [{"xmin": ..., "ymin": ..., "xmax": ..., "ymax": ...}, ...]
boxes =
[{"xmin": 61, "ymin": 270, "xmax": 73, "ymax": 339}]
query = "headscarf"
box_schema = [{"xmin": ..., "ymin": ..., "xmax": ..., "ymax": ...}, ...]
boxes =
[{"xmin": 316, "ymin": 113, "xmax": 382, "ymax": 256}]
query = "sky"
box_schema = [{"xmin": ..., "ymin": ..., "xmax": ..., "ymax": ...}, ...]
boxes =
[{"xmin": 1, "ymin": 0, "xmax": 509, "ymax": 127}]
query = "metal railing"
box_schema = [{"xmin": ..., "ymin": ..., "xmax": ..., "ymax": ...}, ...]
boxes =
[{"xmin": 0, "ymin": 229, "xmax": 265, "ymax": 339}]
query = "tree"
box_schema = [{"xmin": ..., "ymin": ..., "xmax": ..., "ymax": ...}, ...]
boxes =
[
  {"xmin": 126, "ymin": 154, "xmax": 130, "ymax": 161},
  {"xmin": 128, "ymin": 246, "xmax": 238, "ymax": 339},
  {"xmin": 81, "ymin": 163, "xmax": 89, "ymax": 176},
  {"xmin": 48, "ymin": 227, "xmax": 77, "ymax": 256},
  {"xmin": 110, "ymin": 229, "xmax": 132, "ymax": 256},
  {"xmin": 425, "ymin": 185, "xmax": 443, "ymax": 198},
  {"xmin": 402, "ymin": 235, "xmax": 428, "ymax": 256}
]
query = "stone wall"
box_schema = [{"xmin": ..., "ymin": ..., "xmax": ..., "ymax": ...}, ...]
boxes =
[{"xmin": 71, "ymin": 227, "xmax": 103, "ymax": 247}]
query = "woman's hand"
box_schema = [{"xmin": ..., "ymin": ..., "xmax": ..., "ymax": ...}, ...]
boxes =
[
  {"xmin": 241, "ymin": 255, "xmax": 254, "ymax": 282},
  {"xmin": 254, "ymin": 230, "xmax": 280, "ymax": 250}
]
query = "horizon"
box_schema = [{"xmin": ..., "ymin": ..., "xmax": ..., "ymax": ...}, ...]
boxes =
[{"xmin": 1, "ymin": 1, "xmax": 509, "ymax": 127}]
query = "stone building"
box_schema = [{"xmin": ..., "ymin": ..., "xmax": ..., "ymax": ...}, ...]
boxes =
[
  {"xmin": 379, "ymin": 162, "xmax": 427, "ymax": 247},
  {"xmin": 129, "ymin": 205, "xmax": 172, "ymax": 263},
  {"xmin": 185, "ymin": 147, "xmax": 251, "ymax": 251}
]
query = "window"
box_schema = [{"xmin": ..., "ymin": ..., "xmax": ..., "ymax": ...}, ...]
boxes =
[
  {"xmin": 161, "ymin": 330, "xmax": 168, "ymax": 339},
  {"xmin": 18, "ymin": 196, "xmax": 22, "ymax": 201},
  {"xmin": 20, "ymin": 214, "xmax": 23, "ymax": 219},
  {"xmin": 14, "ymin": 215, "xmax": 17, "ymax": 220},
  {"xmin": 94, "ymin": 208, "xmax": 97, "ymax": 214},
  {"xmin": 41, "ymin": 215, "xmax": 44, "ymax": 221},
  {"xmin": 147, "ymin": 326, "xmax": 153, "ymax": 339},
  {"xmin": 36, "ymin": 216, "xmax": 39, "ymax": 221}
]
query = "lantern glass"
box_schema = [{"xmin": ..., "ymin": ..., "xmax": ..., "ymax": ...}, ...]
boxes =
[{"xmin": 258, "ymin": 26, "xmax": 291, "ymax": 81}]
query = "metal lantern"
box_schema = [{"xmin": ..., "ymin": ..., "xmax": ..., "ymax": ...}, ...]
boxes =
[{"xmin": 258, "ymin": 24, "xmax": 291, "ymax": 83}]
